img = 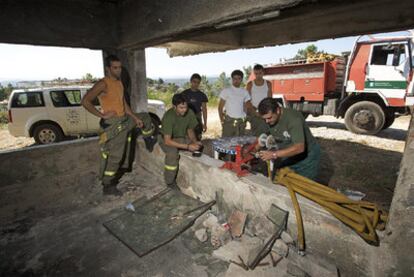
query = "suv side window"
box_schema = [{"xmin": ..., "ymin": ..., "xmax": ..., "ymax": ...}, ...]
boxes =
[
  {"xmin": 371, "ymin": 44, "xmax": 406, "ymax": 66},
  {"xmin": 11, "ymin": 91, "xmax": 44, "ymax": 108},
  {"xmin": 50, "ymin": 90, "xmax": 81, "ymax": 107}
]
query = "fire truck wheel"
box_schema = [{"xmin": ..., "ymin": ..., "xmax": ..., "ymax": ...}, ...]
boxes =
[
  {"xmin": 382, "ymin": 111, "xmax": 395, "ymax": 130},
  {"xmin": 344, "ymin": 101, "xmax": 385, "ymax": 135}
]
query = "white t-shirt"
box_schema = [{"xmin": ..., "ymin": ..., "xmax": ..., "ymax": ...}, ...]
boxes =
[
  {"xmin": 251, "ymin": 80, "xmax": 269, "ymax": 107},
  {"xmin": 219, "ymin": 86, "xmax": 251, "ymax": 118}
]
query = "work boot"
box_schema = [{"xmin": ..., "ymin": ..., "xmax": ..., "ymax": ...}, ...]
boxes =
[
  {"xmin": 102, "ymin": 183, "xmax": 123, "ymax": 196},
  {"xmin": 118, "ymin": 167, "xmax": 132, "ymax": 174},
  {"xmin": 144, "ymin": 135, "xmax": 158, "ymax": 152},
  {"xmin": 167, "ymin": 181, "xmax": 179, "ymax": 191}
]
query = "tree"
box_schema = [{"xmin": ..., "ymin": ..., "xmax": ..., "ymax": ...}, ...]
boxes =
[
  {"xmin": 147, "ymin": 78, "xmax": 155, "ymax": 86},
  {"xmin": 294, "ymin": 44, "xmax": 319, "ymax": 60},
  {"xmin": 82, "ymin": 73, "xmax": 97, "ymax": 83},
  {"xmin": 200, "ymin": 75, "xmax": 214, "ymax": 96},
  {"xmin": 243, "ymin": 65, "xmax": 252, "ymax": 81},
  {"xmin": 158, "ymin": 78, "xmax": 164, "ymax": 85},
  {"xmin": 0, "ymin": 83, "xmax": 14, "ymax": 101},
  {"xmin": 213, "ymin": 72, "xmax": 230, "ymax": 94}
]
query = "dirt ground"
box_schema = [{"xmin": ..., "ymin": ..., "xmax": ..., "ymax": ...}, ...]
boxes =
[{"xmin": 0, "ymin": 112, "xmax": 410, "ymax": 210}]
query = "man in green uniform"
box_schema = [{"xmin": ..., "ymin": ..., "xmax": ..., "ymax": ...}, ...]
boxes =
[
  {"xmin": 159, "ymin": 93, "xmax": 202, "ymax": 188},
  {"xmin": 256, "ymin": 97, "xmax": 320, "ymax": 180},
  {"xmin": 82, "ymin": 55, "xmax": 156, "ymax": 196}
]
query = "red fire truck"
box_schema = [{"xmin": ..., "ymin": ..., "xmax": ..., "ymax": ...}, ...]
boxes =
[{"xmin": 259, "ymin": 34, "xmax": 414, "ymax": 135}]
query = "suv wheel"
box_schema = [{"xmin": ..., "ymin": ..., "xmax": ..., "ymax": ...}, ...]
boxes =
[{"xmin": 33, "ymin": 124, "xmax": 64, "ymax": 144}]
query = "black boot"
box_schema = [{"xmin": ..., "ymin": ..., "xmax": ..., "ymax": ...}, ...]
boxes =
[
  {"xmin": 167, "ymin": 181, "xmax": 179, "ymax": 190},
  {"xmin": 102, "ymin": 181, "xmax": 123, "ymax": 196}
]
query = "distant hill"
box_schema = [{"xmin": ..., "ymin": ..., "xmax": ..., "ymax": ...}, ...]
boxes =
[
  {"xmin": 2, "ymin": 77, "xmax": 220, "ymax": 89},
  {"xmin": 163, "ymin": 77, "xmax": 219, "ymax": 87}
]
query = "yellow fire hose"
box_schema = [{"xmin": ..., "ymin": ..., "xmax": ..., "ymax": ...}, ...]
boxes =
[{"xmin": 272, "ymin": 167, "xmax": 388, "ymax": 250}]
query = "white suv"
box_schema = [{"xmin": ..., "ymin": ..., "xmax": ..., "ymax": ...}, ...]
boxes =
[{"xmin": 7, "ymin": 86, "xmax": 165, "ymax": 144}]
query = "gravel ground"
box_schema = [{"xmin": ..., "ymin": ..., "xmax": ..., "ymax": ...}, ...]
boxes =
[{"xmin": 0, "ymin": 125, "xmax": 35, "ymax": 151}]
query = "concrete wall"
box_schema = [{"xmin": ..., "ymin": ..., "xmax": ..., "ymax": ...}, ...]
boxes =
[{"xmin": 0, "ymin": 138, "xmax": 99, "ymax": 186}]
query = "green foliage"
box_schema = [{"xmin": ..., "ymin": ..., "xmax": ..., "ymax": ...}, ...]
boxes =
[
  {"xmin": 82, "ymin": 73, "xmax": 98, "ymax": 83},
  {"xmin": 213, "ymin": 72, "xmax": 230, "ymax": 93},
  {"xmin": 243, "ymin": 65, "xmax": 252, "ymax": 81},
  {"xmin": 294, "ymin": 44, "xmax": 319, "ymax": 59},
  {"xmin": 147, "ymin": 88, "xmax": 174, "ymax": 108},
  {"xmin": 0, "ymin": 83, "xmax": 14, "ymax": 101},
  {"xmin": 0, "ymin": 111, "xmax": 8, "ymax": 125}
]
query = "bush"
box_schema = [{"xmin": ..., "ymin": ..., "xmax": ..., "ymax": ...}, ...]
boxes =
[
  {"xmin": 0, "ymin": 111, "xmax": 8, "ymax": 125},
  {"xmin": 148, "ymin": 88, "xmax": 174, "ymax": 108}
]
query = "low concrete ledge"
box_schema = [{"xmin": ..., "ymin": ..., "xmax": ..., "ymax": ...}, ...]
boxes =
[
  {"xmin": 136, "ymin": 141, "xmax": 376, "ymax": 276},
  {"xmin": 0, "ymin": 138, "xmax": 99, "ymax": 186}
]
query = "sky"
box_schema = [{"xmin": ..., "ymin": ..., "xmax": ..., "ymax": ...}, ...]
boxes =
[{"xmin": 0, "ymin": 30, "xmax": 411, "ymax": 81}]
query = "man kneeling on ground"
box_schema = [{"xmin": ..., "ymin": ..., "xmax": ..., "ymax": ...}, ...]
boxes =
[
  {"xmin": 159, "ymin": 93, "xmax": 203, "ymax": 188},
  {"xmin": 256, "ymin": 97, "xmax": 321, "ymax": 181}
]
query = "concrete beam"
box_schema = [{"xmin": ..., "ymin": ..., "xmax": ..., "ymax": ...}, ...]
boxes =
[
  {"xmin": 240, "ymin": 0, "xmax": 414, "ymax": 48},
  {"xmin": 0, "ymin": 0, "xmax": 118, "ymax": 49},
  {"xmin": 162, "ymin": 0, "xmax": 414, "ymax": 56},
  {"xmin": 118, "ymin": 0, "xmax": 302, "ymax": 49}
]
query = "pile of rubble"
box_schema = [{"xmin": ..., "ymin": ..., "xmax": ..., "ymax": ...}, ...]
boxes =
[{"xmin": 191, "ymin": 207, "xmax": 339, "ymax": 277}]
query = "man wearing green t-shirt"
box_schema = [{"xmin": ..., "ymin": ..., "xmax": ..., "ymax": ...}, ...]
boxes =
[
  {"xmin": 256, "ymin": 97, "xmax": 321, "ymax": 180},
  {"xmin": 159, "ymin": 93, "xmax": 202, "ymax": 187}
]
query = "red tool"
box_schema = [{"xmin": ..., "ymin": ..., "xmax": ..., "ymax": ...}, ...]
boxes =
[{"xmin": 220, "ymin": 141, "xmax": 258, "ymax": 177}]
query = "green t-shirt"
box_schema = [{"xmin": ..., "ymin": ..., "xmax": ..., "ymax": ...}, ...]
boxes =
[
  {"xmin": 269, "ymin": 108, "xmax": 317, "ymax": 151},
  {"xmin": 161, "ymin": 107, "xmax": 199, "ymax": 138}
]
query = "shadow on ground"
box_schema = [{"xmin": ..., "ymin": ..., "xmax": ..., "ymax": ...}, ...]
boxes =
[
  {"xmin": 307, "ymin": 120, "xmax": 407, "ymax": 141},
  {"xmin": 316, "ymin": 138, "xmax": 401, "ymax": 211}
]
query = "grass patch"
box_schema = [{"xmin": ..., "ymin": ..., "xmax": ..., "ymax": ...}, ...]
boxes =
[{"xmin": 0, "ymin": 111, "xmax": 8, "ymax": 126}]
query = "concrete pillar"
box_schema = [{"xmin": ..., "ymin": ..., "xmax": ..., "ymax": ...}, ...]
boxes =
[
  {"xmin": 127, "ymin": 49, "xmax": 148, "ymax": 113},
  {"xmin": 102, "ymin": 48, "xmax": 148, "ymax": 113},
  {"xmin": 374, "ymin": 114, "xmax": 414, "ymax": 276}
]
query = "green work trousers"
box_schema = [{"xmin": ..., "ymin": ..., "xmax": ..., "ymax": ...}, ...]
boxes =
[
  {"xmin": 99, "ymin": 113, "xmax": 154, "ymax": 186},
  {"xmin": 158, "ymin": 136, "xmax": 190, "ymax": 185},
  {"xmin": 274, "ymin": 143, "xmax": 321, "ymax": 181},
  {"xmin": 221, "ymin": 115, "xmax": 247, "ymax": 137},
  {"xmin": 194, "ymin": 112, "xmax": 203, "ymax": 141}
]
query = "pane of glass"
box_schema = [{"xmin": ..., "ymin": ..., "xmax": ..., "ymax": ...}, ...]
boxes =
[
  {"xmin": 50, "ymin": 91, "xmax": 69, "ymax": 107},
  {"xmin": 12, "ymin": 92, "xmax": 44, "ymax": 107},
  {"xmin": 399, "ymin": 52, "xmax": 406, "ymax": 66},
  {"xmin": 386, "ymin": 53, "xmax": 394, "ymax": 66},
  {"xmin": 371, "ymin": 45, "xmax": 395, "ymax": 66},
  {"xmin": 64, "ymin": 90, "xmax": 81, "ymax": 105}
]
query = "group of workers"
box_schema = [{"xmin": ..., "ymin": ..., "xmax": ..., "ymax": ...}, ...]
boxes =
[{"xmin": 82, "ymin": 55, "xmax": 321, "ymax": 196}]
